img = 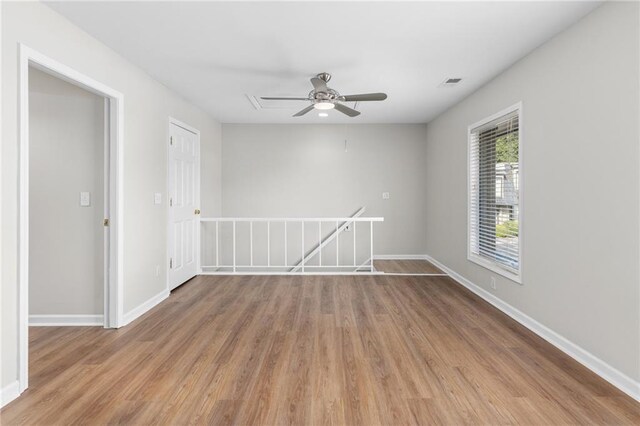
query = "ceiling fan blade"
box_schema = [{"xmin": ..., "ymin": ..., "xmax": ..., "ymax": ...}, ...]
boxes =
[
  {"xmin": 261, "ymin": 97, "xmax": 309, "ymax": 101},
  {"xmin": 341, "ymin": 93, "xmax": 387, "ymax": 102},
  {"xmin": 310, "ymin": 77, "xmax": 328, "ymax": 93},
  {"xmin": 334, "ymin": 103, "xmax": 361, "ymax": 117},
  {"xmin": 293, "ymin": 105, "xmax": 315, "ymax": 117}
]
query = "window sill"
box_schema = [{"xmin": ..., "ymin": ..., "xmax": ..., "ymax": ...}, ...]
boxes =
[{"xmin": 467, "ymin": 254, "xmax": 522, "ymax": 284}]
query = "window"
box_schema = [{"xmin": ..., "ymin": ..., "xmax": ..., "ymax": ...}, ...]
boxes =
[{"xmin": 468, "ymin": 104, "xmax": 521, "ymax": 282}]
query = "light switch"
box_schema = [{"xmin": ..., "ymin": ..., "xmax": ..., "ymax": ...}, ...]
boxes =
[
  {"xmin": 80, "ymin": 192, "xmax": 91, "ymax": 207},
  {"xmin": 154, "ymin": 192, "xmax": 162, "ymax": 205},
  {"xmin": 382, "ymin": 192, "xmax": 390, "ymax": 200}
]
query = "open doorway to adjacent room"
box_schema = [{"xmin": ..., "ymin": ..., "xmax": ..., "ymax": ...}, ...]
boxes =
[
  {"xmin": 17, "ymin": 46, "xmax": 124, "ymax": 394},
  {"xmin": 28, "ymin": 67, "xmax": 107, "ymax": 326}
]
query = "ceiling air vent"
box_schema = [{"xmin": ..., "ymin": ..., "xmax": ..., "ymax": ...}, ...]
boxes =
[{"xmin": 438, "ymin": 78, "xmax": 462, "ymax": 88}]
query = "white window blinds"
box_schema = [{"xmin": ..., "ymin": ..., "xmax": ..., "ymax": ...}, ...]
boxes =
[{"xmin": 469, "ymin": 108, "xmax": 520, "ymax": 278}]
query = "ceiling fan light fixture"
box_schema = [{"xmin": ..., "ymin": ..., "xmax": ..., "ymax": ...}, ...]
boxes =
[
  {"xmin": 318, "ymin": 112, "xmax": 329, "ymax": 117},
  {"xmin": 314, "ymin": 101, "xmax": 335, "ymax": 110}
]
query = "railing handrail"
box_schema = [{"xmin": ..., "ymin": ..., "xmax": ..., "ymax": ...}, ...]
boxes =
[{"xmin": 200, "ymin": 217, "xmax": 384, "ymax": 222}]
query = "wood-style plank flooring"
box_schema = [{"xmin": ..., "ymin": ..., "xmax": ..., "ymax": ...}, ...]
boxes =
[
  {"xmin": 2, "ymin": 275, "xmax": 639, "ymax": 425},
  {"xmin": 374, "ymin": 259, "xmax": 445, "ymax": 274}
]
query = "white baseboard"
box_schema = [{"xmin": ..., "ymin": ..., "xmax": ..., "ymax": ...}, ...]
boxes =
[
  {"xmin": 29, "ymin": 314, "xmax": 103, "ymax": 326},
  {"xmin": 424, "ymin": 254, "xmax": 640, "ymax": 402},
  {"xmin": 122, "ymin": 289, "xmax": 169, "ymax": 326},
  {"xmin": 373, "ymin": 254, "xmax": 429, "ymax": 260},
  {"xmin": 1, "ymin": 380, "xmax": 20, "ymax": 408}
]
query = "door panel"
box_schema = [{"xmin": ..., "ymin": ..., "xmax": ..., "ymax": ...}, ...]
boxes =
[
  {"xmin": 168, "ymin": 122, "xmax": 199, "ymax": 290},
  {"xmin": 185, "ymin": 218, "xmax": 194, "ymax": 264},
  {"xmin": 174, "ymin": 159, "xmax": 183, "ymax": 206}
]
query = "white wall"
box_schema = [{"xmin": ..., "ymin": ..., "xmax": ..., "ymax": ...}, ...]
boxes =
[
  {"xmin": 1, "ymin": 1, "xmax": 222, "ymax": 390},
  {"xmin": 221, "ymin": 124, "xmax": 428, "ymax": 261},
  {"xmin": 424, "ymin": 1, "xmax": 639, "ymax": 383},
  {"xmin": 29, "ymin": 68, "xmax": 104, "ymax": 316}
]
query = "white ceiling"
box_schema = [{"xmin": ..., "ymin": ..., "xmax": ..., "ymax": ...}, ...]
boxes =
[{"xmin": 46, "ymin": 1, "xmax": 601, "ymax": 124}]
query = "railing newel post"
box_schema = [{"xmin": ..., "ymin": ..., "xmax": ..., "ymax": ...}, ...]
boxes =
[
  {"xmin": 284, "ymin": 221, "xmax": 288, "ymax": 267},
  {"xmin": 215, "ymin": 221, "xmax": 219, "ymax": 268},
  {"xmin": 318, "ymin": 221, "xmax": 322, "ymax": 267},
  {"xmin": 233, "ymin": 220, "xmax": 236, "ymax": 273},
  {"xmin": 336, "ymin": 220, "xmax": 339, "ymax": 267},
  {"xmin": 353, "ymin": 220, "xmax": 356, "ymax": 267},
  {"xmin": 370, "ymin": 220, "xmax": 374, "ymax": 272}
]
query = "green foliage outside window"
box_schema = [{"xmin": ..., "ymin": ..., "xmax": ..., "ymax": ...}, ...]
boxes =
[
  {"xmin": 496, "ymin": 133, "xmax": 518, "ymax": 163},
  {"xmin": 496, "ymin": 220, "xmax": 519, "ymax": 238}
]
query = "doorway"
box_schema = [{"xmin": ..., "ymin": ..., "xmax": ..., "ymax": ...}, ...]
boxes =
[
  {"xmin": 167, "ymin": 119, "xmax": 200, "ymax": 290},
  {"xmin": 28, "ymin": 68, "xmax": 105, "ymax": 325},
  {"xmin": 18, "ymin": 45, "xmax": 124, "ymax": 393}
]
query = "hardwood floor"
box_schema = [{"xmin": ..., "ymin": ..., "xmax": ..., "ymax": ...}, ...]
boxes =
[
  {"xmin": 2, "ymin": 275, "xmax": 639, "ymax": 425},
  {"xmin": 374, "ymin": 259, "xmax": 445, "ymax": 274}
]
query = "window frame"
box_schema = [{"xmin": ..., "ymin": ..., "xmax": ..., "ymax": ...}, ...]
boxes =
[{"xmin": 467, "ymin": 102, "xmax": 523, "ymax": 284}]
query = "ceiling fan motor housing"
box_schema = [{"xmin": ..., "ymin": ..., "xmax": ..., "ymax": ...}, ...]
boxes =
[{"xmin": 309, "ymin": 88, "xmax": 340, "ymax": 102}]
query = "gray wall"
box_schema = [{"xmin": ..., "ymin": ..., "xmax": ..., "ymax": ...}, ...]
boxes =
[
  {"xmin": 29, "ymin": 68, "xmax": 104, "ymax": 316},
  {"xmin": 424, "ymin": 2, "xmax": 639, "ymax": 382},
  {"xmin": 221, "ymin": 124, "xmax": 428, "ymax": 261},
  {"xmin": 2, "ymin": 1, "xmax": 222, "ymax": 389}
]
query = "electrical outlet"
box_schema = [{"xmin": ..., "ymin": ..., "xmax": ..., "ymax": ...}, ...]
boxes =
[
  {"xmin": 490, "ymin": 277, "xmax": 497, "ymax": 290},
  {"xmin": 155, "ymin": 265, "xmax": 161, "ymax": 277},
  {"xmin": 382, "ymin": 192, "xmax": 390, "ymax": 199}
]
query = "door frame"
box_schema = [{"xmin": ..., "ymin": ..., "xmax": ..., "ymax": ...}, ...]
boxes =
[
  {"xmin": 167, "ymin": 117, "xmax": 201, "ymax": 292},
  {"xmin": 18, "ymin": 44, "xmax": 125, "ymax": 393}
]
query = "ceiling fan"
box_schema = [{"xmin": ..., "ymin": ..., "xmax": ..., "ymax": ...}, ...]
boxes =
[{"xmin": 261, "ymin": 72, "xmax": 387, "ymax": 117}]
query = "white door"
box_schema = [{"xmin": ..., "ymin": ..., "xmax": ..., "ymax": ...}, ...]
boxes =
[{"xmin": 168, "ymin": 121, "xmax": 200, "ymax": 290}]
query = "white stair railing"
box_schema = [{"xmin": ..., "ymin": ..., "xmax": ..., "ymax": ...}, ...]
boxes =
[
  {"xmin": 199, "ymin": 212, "xmax": 383, "ymax": 274},
  {"xmin": 289, "ymin": 207, "xmax": 365, "ymax": 272}
]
